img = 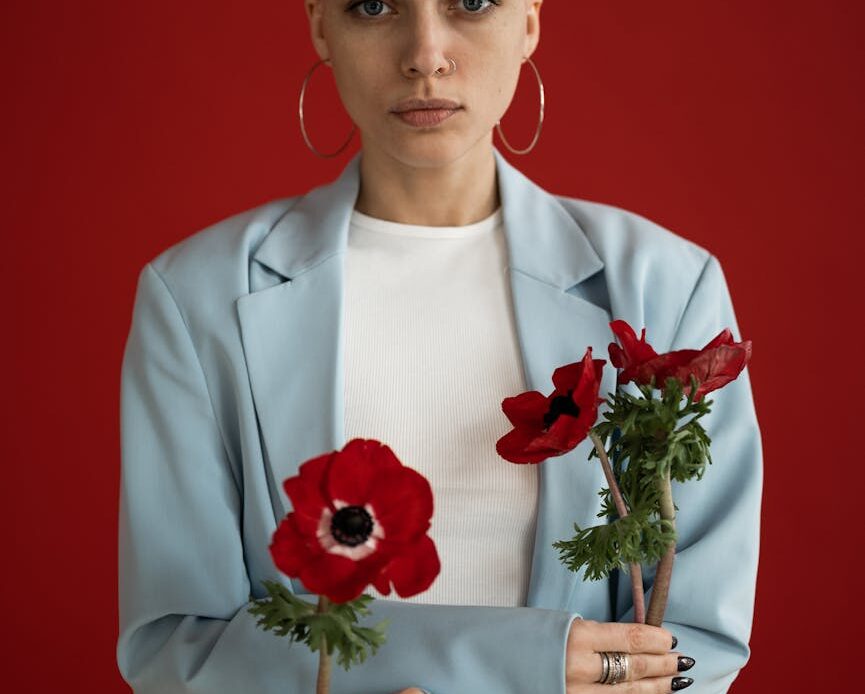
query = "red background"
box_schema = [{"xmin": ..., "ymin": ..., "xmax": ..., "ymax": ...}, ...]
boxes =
[{"xmin": 4, "ymin": 1, "xmax": 863, "ymax": 691}]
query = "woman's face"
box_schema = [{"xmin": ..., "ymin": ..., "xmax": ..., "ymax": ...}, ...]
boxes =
[{"xmin": 304, "ymin": 0, "xmax": 543, "ymax": 168}]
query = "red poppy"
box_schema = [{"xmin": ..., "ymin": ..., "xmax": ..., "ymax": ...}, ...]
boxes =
[
  {"xmin": 608, "ymin": 319, "xmax": 752, "ymax": 400},
  {"xmin": 496, "ymin": 346, "xmax": 606, "ymax": 464},
  {"xmin": 269, "ymin": 438, "xmax": 440, "ymax": 603}
]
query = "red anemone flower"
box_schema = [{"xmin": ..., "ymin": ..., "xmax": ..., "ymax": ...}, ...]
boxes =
[
  {"xmin": 608, "ymin": 319, "xmax": 752, "ymax": 400},
  {"xmin": 269, "ymin": 438, "xmax": 440, "ymax": 603},
  {"xmin": 496, "ymin": 346, "xmax": 606, "ymax": 464}
]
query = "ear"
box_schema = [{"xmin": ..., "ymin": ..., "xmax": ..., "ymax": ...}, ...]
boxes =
[
  {"xmin": 524, "ymin": 0, "xmax": 543, "ymax": 60},
  {"xmin": 305, "ymin": 0, "xmax": 330, "ymax": 62}
]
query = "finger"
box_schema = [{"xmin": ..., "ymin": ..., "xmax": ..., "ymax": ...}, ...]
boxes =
[
  {"xmin": 583, "ymin": 675, "xmax": 693, "ymax": 693},
  {"xmin": 575, "ymin": 651, "xmax": 691, "ymax": 688},
  {"xmin": 625, "ymin": 652, "xmax": 692, "ymax": 681},
  {"xmin": 576, "ymin": 620, "xmax": 674, "ymax": 654}
]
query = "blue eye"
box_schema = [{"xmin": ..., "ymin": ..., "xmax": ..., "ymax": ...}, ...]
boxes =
[
  {"xmin": 461, "ymin": 0, "xmax": 495, "ymax": 12},
  {"xmin": 348, "ymin": 1, "xmax": 499, "ymax": 19},
  {"xmin": 351, "ymin": 1, "xmax": 392, "ymax": 18}
]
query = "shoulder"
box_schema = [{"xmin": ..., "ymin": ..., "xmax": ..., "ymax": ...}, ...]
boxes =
[
  {"xmin": 135, "ymin": 196, "xmax": 300, "ymax": 327},
  {"xmin": 145, "ymin": 196, "xmax": 299, "ymax": 292},
  {"xmin": 555, "ymin": 194, "xmax": 711, "ymax": 275},
  {"xmin": 554, "ymin": 194, "xmax": 718, "ymax": 347},
  {"xmin": 130, "ymin": 197, "xmax": 299, "ymax": 339}
]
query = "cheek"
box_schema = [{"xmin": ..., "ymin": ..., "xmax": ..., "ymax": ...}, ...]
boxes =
[
  {"xmin": 473, "ymin": 57, "xmax": 522, "ymax": 113},
  {"xmin": 331, "ymin": 52, "xmax": 385, "ymax": 118},
  {"xmin": 465, "ymin": 26, "xmax": 525, "ymax": 112}
]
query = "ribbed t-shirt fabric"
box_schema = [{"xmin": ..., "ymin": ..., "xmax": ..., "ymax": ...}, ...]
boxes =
[{"xmin": 343, "ymin": 205, "xmax": 539, "ymax": 607}]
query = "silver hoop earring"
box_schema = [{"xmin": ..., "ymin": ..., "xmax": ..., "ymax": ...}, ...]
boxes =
[
  {"xmin": 435, "ymin": 57, "xmax": 457, "ymax": 77},
  {"xmin": 495, "ymin": 56, "xmax": 545, "ymax": 156},
  {"xmin": 298, "ymin": 58, "xmax": 357, "ymax": 159}
]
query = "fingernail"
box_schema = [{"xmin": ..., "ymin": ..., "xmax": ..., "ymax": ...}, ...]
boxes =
[
  {"xmin": 671, "ymin": 634, "xmax": 678, "ymax": 649},
  {"xmin": 671, "ymin": 677, "xmax": 693, "ymax": 690},
  {"xmin": 677, "ymin": 656, "xmax": 695, "ymax": 672}
]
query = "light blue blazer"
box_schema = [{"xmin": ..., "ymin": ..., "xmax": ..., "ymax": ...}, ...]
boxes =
[{"xmin": 117, "ymin": 147, "xmax": 762, "ymax": 693}]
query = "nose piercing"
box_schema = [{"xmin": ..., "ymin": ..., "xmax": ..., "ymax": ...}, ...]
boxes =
[{"xmin": 435, "ymin": 57, "xmax": 457, "ymax": 76}]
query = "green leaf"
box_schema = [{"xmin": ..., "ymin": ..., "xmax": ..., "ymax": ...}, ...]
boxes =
[
  {"xmin": 248, "ymin": 581, "xmax": 389, "ymax": 671},
  {"xmin": 566, "ymin": 375, "xmax": 718, "ymax": 581}
]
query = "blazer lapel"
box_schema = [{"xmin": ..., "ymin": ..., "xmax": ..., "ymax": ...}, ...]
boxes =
[
  {"xmin": 237, "ymin": 148, "xmax": 616, "ymax": 611},
  {"xmin": 236, "ymin": 155, "xmax": 360, "ymax": 525},
  {"xmin": 494, "ymin": 152, "xmax": 617, "ymax": 612}
]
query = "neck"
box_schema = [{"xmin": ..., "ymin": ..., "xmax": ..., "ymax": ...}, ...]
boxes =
[{"xmin": 354, "ymin": 139, "xmax": 499, "ymax": 226}]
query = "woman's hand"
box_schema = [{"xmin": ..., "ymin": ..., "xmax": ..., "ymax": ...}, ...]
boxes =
[
  {"xmin": 390, "ymin": 619, "xmax": 695, "ymax": 694},
  {"xmin": 566, "ymin": 620, "xmax": 695, "ymax": 693}
]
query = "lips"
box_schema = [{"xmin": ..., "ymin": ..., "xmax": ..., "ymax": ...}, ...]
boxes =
[
  {"xmin": 391, "ymin": 97, "xmax": 461, "ymax": 113},
  {"xmin": 394, "ymin": 108, "xmax": 459, "ymax": 127},
  {"xmin": 390, "ymin": 98, "xmax": 462, "ymax": 128}
]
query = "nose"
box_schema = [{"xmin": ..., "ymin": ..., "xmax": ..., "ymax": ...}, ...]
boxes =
[{"xmin": 400, "ymin": 10, "xmax": 453, "ymax": 79}]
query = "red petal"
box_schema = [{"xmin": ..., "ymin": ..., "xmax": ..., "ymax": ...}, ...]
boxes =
[
  {"xmin": 372, "ymin": 442, "xmax": 405, "ymax": 471},
  {"xmin": 376, "ymin": 535, "xmax": 441, "ymax": 598},
  {"xmin": 608, "ymin": 342, "xmax": 626, "ymax": 370},
  {"xmin": 631, "ymin": 349, "xmax": 700, "ymax": 387},
  {"xmin": 283, "ymin": 452, "xmax": 333, "ymax": 522},
  {"xmin": 570, "ymin": 354, "xmax": 603, "ymax": 402},
  {"xmin": 609, "ymin": 319, "xmax": 639, "ymax": 344},
  {"xmin": 537, "ymin": 376, "xmax": 599, "ymax": 454},
  {"xmin": 269, "ymin": 514, "xmax": 317, "ymax": 579},
  {"xmin": 372, "ymin": 571, "xmax": 392, "ymax": 596},
  {"xmin": 674, "ymin": 342, "xmax": 751, "ymax": 398},
  {"xmin": 367, "ymin": 466, "xmax": 434, "ymax": 541},
  {"xmin": 500, "ymin": 390, "xmax": 548, "ymax": 429},
  {"xmin": 701, "ymin": 328, "xmax": 735, "ymax": 350},
  {"xmin": 299, "ymin": 551, "xmax": 386, "ymax": 604},
  {"xmin": 325, "ymin": 438, "xmax": 382, "ymax": 506},
  {"xmin": 609, "ymin": 320, "xmax": 658, "ymax": 364},
  {"xmin": 551, "ymin": 347, "xmax": 593, "ymax": 392},
  {"xmin": 496, "ymin": 426, "xmax": 554, "ymax": 464},
  {"xmin": 544, "ymin": 401, "xmax": 594, "ymax": 451}
]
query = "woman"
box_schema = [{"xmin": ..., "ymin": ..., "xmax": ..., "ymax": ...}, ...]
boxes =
[{"xmin": 117, "ymin": 1, "xmax": 762, "ymax": 692}]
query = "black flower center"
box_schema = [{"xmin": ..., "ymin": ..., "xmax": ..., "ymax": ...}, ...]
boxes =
[
  {"xmin": 542, "ymin": 388, "xmax": 581, "ymax": 431},
  {"xmin": 331, "ymin": 505, "xmax": 374, "ymax": 547}
]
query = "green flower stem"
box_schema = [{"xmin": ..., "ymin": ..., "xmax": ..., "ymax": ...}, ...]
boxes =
[
  {"xmin": 589, "ymin": 431, "xmax": 646, "ymax": 624},
  {"xmin": 645, "ymin": 470, "xmax": 676, "ymax": 627},
  {"xmin": 316, "ymin": 595, "xmax": 332, "ymax": 694}
]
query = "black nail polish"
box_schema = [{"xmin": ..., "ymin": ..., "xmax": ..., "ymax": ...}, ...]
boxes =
[
  {"xmin": 677, "ymin": 656, "xmax": 695, "ymax": 671},
  {"xmin": 671, "ymin": 635, "xmax": 678, "ymax": 649},
  {"xmin": 671, "ymin": 677, "xmax": 693, "ymax": 690}
]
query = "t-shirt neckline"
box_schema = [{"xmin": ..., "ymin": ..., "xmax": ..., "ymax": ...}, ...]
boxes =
[{"xmin": 350, "ymin": 206, "xmax": 503, "ymax": 239}]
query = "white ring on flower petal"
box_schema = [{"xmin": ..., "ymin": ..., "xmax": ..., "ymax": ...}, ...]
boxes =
[{"xmin": 317, "ymin": 500, "xmax": 385, "ymax": 560}]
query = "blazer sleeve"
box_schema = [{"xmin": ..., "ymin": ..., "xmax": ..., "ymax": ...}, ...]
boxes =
[
  {"xmin": 612, "ymin": 254, "xmax": 763, "ymax": 693},
  {"xmin": 117, "ymin": 262, "xmax": 579, "ymax": 694}
]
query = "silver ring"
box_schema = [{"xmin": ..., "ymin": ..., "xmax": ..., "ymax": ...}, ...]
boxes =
[
  {"xmin": 610, "ymin": 652, "xmax": 622, "ymax": 685},
  {"xmin": 597, "ymin": 651, "xmax": 630, "ymax": 685},
  {"xmin": 435, "ymin": 57, "xmax": 457, "ymax": 76},
  {"xmin": 598, "ymin": 652, "xmax": 610, "ymax": 684}
]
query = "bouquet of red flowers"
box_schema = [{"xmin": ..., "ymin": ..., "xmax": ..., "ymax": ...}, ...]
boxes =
[
  {"xmin": 496, "ymin": 319, "xmax": 752, "ymax": 625},
  {"xmin": 249, "ymin": 438, "xmax": 440, "ymax": 693}
]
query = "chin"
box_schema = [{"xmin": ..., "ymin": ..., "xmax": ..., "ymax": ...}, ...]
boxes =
[{"xmin": 372, "ymin": 131, "xmax": 487, "ymax": 169}]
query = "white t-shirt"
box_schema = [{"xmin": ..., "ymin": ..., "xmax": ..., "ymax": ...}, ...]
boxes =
[{"xmin": 343, "ymin": 205, "xmax": 539, "ymax": 607}]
